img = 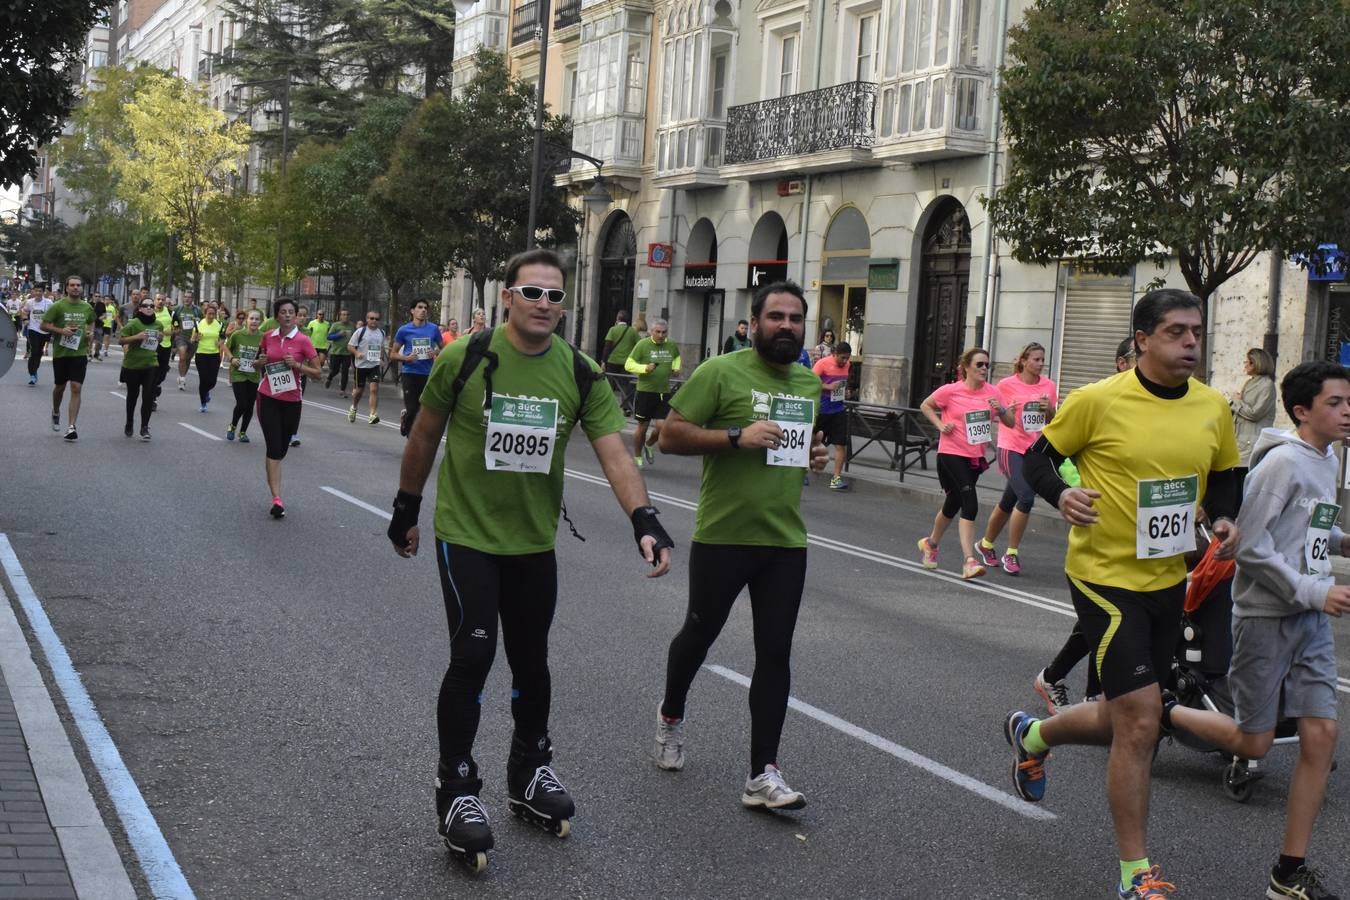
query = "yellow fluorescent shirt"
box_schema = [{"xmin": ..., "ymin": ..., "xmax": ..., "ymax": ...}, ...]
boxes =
[{"xmin": 1041, "ymin": 370, "xmax": 1240, "ymax": 592}]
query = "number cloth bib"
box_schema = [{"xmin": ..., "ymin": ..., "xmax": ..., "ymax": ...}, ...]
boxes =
[
  {"xmin": 484, "ymin": 395, "xmax": 558, "ymax": 473},
  {"xmin": 59, "ymin": 328, "xmax": 82, "ymax": 351},
  {"xmin": 1305, "ymin": 502, "xmax": 1340, "ymax": 576},
  {"xmin": 766, "ymin": 395, "xmax": 815, "ymax": 468},
  {"xmin": 1136, "ymin": 475, "xmax": 1198, "ymax": 559},
  {"xmin": 411, "ymin": 337, "xmax": 432, "ymax": 360},
  {"xmin": 140, "ymin": 329, "xmax": 161, "ymax": 351},
  {"xmin": 237, "ymin": 345, "xmax": 257, "ymax": 373},
  {"xmin": 365, "ymin": 345, "xmax": 381, "ymax": 364},
  {"xmin": 265, "ymin": 361, "xmax": 296, "ymax": 395},
  {"xmin": 181, "ymin": 317, "xmax": 195, "ymax": 331},
  {"xmin": 964, "ymin": 408, "xmax": 993, "ymax": 445},
  {"xmin": 1020, "ymin": 403, "xmax": 1046, "ymax": 433},
  {"xmin": 830, "ymin": 383, "xmax": 846, "ymax": 403}
]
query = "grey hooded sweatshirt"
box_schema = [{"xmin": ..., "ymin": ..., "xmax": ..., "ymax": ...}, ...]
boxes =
[{"xmin": 1233, "ymin": 427, "xmax": 1346, "ymax": 617}]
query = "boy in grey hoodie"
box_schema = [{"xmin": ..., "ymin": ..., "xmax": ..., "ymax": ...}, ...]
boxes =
[{"xmin": 1169, "ymin": 360, "xmax": 1350, "ymax": 900}]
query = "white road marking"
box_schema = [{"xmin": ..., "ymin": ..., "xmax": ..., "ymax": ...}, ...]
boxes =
[
  {"xmin": 109, "ymin": 391, "xmax": 125, "ymax": 399},
  {"xmin": 302, "ymin": 397, "xmax": 401, "ymax": 431},
  {"xmin": 321, "ymin": 486, "xmax": 392, "ymax": 520},
  {"xmin": 704, "ymin": 664, "xmax": 1056, "ymax": 821},
  {"xmin": 177, "ymin": 422, "xmax": 223, "ymax": 442},
  {"xmin": 0, "ymin": 536, "xmax": 195, "ymax": 898}
]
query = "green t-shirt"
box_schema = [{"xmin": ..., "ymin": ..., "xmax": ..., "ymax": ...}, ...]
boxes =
[
  {"xmin": 327, "ymin": 323, "xmax": 352, "ymax": 355},
  {"xmin": 419, "ymin": 329, "xmax": 626, "ymax": 555},
  {"xmin": 118, "ymin": 319, "xmax": 159, "ymax": 370},
  {"xmin": 259, "ymin": 317, "xmax": 278, "ymax": 333},
  {"xmin": 42, "ymin": 299, "xmax": 96, "ymax": 358},
  {"xmin": 628, "ymin": 337, "xmax": 681, "ymax": 393},
  {"xmin": 226, "ymin": 330, "xmax": 262, "ymax": 384},
  {"xmin": 306, "ymin": 319, "xmax": 331, "ymax": 350},
  {"xmin": 604, "ymin": 323, "xmax": 638, "ymax": 365},
  {"xmin": 173, "ymin": 305, "xmax": 203, "ymax": 335},
  {"xmin": 668, "ymin": 349, "xmax": 822, "ymax": 548},
  {"xmin": 154, "ymin": 309, "xmax": 174, "ymax": 347}
]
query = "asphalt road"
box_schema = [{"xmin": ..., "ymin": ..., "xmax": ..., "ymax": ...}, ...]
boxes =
[{"xmin": 2, "ymin": 348, "xmax": 1349, "ymax": 899}]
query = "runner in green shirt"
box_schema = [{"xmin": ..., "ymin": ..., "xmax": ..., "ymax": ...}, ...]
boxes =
[
  {"xmin": 623, "ymin": 318, "xmax": 681, "ymax": 467},
  {"xmin": 386, "ymin": 248, "xmax": 673, "ymax": 875},
  {"xmin": 117, "ymin": 295, "xmax": 161, "ymax": 439},
  {"xmin": 223, "ymin": 309, "xmax": 263, "ymax": 442},
  {"xmin": 600, "ymin": 310, "xmax": 638, "ymax": 415},
  {"xmin": 651, "ymin": 280, "xmax": 827, "ymax": 811},
  {"xmin": 324, "ymin": 308, "xmax": 353, "ymax": 396},
  {"xmin": 40, "ymin": 275, "xmax": 97, "ymax": 441},
  {"xmin": 305, "ymin": 308, "xmax": 331, "ymax": 373}
]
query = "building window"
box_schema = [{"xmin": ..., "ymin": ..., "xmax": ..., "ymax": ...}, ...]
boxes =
[
  {"xmin": 562, "ymin": 63, "xmax": 578, "ymax": 119},
  {"xmin": 573, "ymin": 10, "xmax": 650, "ymax": 166},
  {"xmin": 875, "ymin": 0, "xmax": 988, "ymax": 139},
  {"xmin": 777, "ymin": 32, "xmax": 798, "ymax": 97},
  {"xmin": 854, "ymin": 11, "xmax": 879, "ymax": 82}
]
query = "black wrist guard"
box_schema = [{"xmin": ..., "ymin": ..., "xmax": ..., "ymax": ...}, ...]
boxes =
[
  {"xmin": 631, "ymin": 505, "xmax": 674, "ymax": 566},
  {"xmin": 388, "ymin": 490, "xmax": 422, "ymax": 548}
]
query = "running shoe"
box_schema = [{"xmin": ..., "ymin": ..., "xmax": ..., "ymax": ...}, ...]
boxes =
[
  {"xmin": 269, "ymin": 497, "xmax": 286, "ymax": 519},
  {"xmin": 1001, "ymin": 553, "xmax": 1022, "ymax": 575},
  {"xmin": 741, "ymin": 764, "xmax": 806, "ymax": 811},
  {"xmin": 290, "ymin": 435, "xmax": 301, "ymax": 447},
  {"xmin": 63, "ymin": 427, "xmax": 77, "ymax": 442},
  {"xmin": 399, "ymin": 409, "xmax": 408, "ymax": 436},
  {"xmin": 124, "ymin": 424, "xmax": 133, "ymax": 438},
  {"xmin": 238, "ymin": 432, "xmax": 250, "ymax": 443},
  {"xmin": 1003, "ymin": 710, "xmax": 1048, "ymax": 802},
  {"xmin": 643, "ymin": 445, "xmax": 654, "ymax": 465},
  {"xmin": 976, "ymin": 541, "xmax": 999, "ymax": 568},
  {"xmin": 28, "ymin": 375, "xmax": 36, "ymax": 385},
  {"xmin": 653, "ymin": 704, "xmax": 686, "ymax": 771},
  {"xmin": 177, "ymin": 376, "xmax": 185, "ymax": 391},
  {"xmin": 226, "ymin": 425, "xmax": 235, "ymax": 441},
  {"xmin": 962, "ymin": 557, "xmax": 986, "ymax": 579},
  {"xmin": 50, "ymin": 412, "xmax": 59, "ymax": 432},
  {"xmin": 368, "ymin": 414, "xmax": 380, "ymax": 425},
  {"xmin": 634, "ymin": 455, "xmax": 644, "ymax": 468},
  {"xmin": 139, "ymin": 426, "xmax": 151, "ymax": 442},
  {"xmin": 1268, "ymin": 863, "xmax": 1338, "ymax": 900},
  {"xmin": 828, "ymin": 475, "xmax": 849, "ymax": 491},
  {"xmin": 1033, "ymin": 669, "xmax": 1071, "ymax": 716},
  {"xmin": 199, "ymin": 403, "xmax": 208, "ymax": 413},
  {"xmin": 348, "ymin": 406, "xmax": 357, "ymax": 423},
  {"xmin": 916, "ymin": 537, "xmax": 939, "ymax": 569},
  {"xmin": 1118, "ymin": 865, "xmax": 1176, "ymax": 899}
]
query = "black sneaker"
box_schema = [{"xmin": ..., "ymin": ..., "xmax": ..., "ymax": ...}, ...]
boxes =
[
  {"xmin": 63, "ymin": 427, "xmax": 77, "ymax": 442},
  {"xmin": 269, "ymin": 499, "xmax": 286, "ymax": 519},
  {"xmin": 139, "ymin": 426, "xmax": 151, "ymax": 441},
  {"xmin": 1269, "ymin": 864, "xmax": 1340, "ymax": 900},
  {"xmin": 124, "ymin": 423, "xmax": 133, "ymax": 438}
]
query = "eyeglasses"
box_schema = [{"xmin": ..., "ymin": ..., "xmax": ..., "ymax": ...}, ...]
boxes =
[
  {"xmin": 366, "ymin": 317, "xmax": 380, "ymax": 323},
  {"xmin": 973, "ymin": 361, "xmax": 990, "ymax": 369},
  {"xmin": 509, "ymin": 285, "xmax": 566, "ymax": 304},
  {"xmin": 138, "ymin": 303, "xmax": 153, "ymax": 309}
]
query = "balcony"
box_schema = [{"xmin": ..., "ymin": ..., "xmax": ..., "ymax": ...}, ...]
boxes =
[
  {"xmin": 511, "ymin": 0, "xmax": 538, "ymax": 46},
  {"xmin": 721, "ymin": 81, "xmax": 878, "ymax": 180},
  {"xmin": 653, "ymin": 120, "xmax": 728, "ymax": 189},
  {"xmin": 872, "ymin": 70, "xmax": 991, "ymax": 162},
  {"xmin": 196, "ymin": 56, "xmax": 212, "ymax": 81},
  {"xmin": 554, "ymin": 0, "xmax": 581, "ymax": 30}
]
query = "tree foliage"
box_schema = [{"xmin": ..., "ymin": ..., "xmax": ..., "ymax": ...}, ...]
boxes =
[
  {"xmin": 0, "ymin": 215, "xmax": 75, "ymax": 283},
  {"xmin": 0, "ymin": 0, "xmax": 108, "ymax": 188},
  {"xmin": 989, "ymin": 0, "xmax": 1350, "ymax": 300}
]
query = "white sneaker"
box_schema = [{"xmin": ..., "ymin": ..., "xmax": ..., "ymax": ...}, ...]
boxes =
[
  {"xmin": 741, "ymin": 764, "xmax": 806, "ymax": 810},
  {"xmin": 1033, "ymin": 668, "xmax": 1071, "ymax": 716},
  {"xmin": 653, "ymin": 705, "xmax": 685, "ymax": 771},
  {"xmin": 177, "ymin": 376, "xmax": 186, "ymax": 391}
]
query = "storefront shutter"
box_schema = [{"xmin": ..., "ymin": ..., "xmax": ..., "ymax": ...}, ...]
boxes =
[{"xmin": 1056, "ymin": 267, "xmax": 1134, "ymax": 395}]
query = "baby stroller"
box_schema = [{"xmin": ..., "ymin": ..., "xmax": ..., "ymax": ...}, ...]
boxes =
[{"xmin": 1162, "ymin": 529, "xmax": 1302, "ymax": 802}]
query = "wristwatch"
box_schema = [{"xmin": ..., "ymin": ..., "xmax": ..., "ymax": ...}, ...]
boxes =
[{"xmin": 727, "ymin": 426, "xmax": 742, "ymax": 449}]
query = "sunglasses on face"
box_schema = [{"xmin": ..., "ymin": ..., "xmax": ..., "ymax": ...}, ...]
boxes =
[
  {"xmin": 509, "ymin": 285, "xmax": 566, "ymax": 304},
  {"xmin": 973, "ymin": 361, "xmax": 989, "ymax": 369}
]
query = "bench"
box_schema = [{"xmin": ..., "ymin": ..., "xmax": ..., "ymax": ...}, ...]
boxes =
[{"xmin": 843, "ymin": 403, "xmax": 935, "ymax": 482}]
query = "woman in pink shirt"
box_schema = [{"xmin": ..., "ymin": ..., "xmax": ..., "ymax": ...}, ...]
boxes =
[
  {"xmin": 917, "ymin": 348, "xmax": 1014, "ymax": 578},
  {"xmin": 976, "ymin": 342, "xmax": 1058, "ymax": 576},
  {"xmin": 255, "ymin": 298, "xmax": 321, "ymax": 518}
]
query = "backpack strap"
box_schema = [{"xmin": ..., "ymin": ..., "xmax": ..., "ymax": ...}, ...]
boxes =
[
  {"xmin": 568, "ymin": 342, "xmax": 600, "ymax": 413},
  {"xmin": 448, "ymin": 327, "xmax": 498, "ymax": 416}
]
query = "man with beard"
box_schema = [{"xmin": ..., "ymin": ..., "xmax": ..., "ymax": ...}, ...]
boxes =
[{"xmin": 650, "ymin": 280, "xmax": 829, "ymax": 810}]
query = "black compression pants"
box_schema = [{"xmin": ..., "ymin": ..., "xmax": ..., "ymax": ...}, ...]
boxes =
[
  {"xmin": 662, "ymin": 542, "xmax": 807, "ymax": 776},
  {"xmin": 434, "ymin": 542, "xmax": 558, "ymax": 772},
  {"xmin": 25, "ymin": 332, "xmax": 47, "ymax": 376},
  {"xmin": 231, "ymin": 380, "xmax": 258, "ymax": 431},
  {"xmin": 154, "ymin": 346, "xmax": 171, "ymax": 398},
  {"xmin": 326, "ymin": 354, "xmax": 351, "ymax": 391},
  {"xmin": 256, "ymin": 394, "xmax": 301, "ymax": 460},
  {"xmin": 1044, "ymin": 621, "xmax": 1101, "ymax": 698},
  {"xmin": 121, "ymin": 368, "xmax": 155, "ymax": 429},
  {"xmin": 196, "ymin": 353, "xmax": 220, "ymax": 404},
  {"xmin": 936, "ymin": 452, "xmax": 985, "ymax": 520},
  {"xmin": 401, "ymin": 372, "xmax": 428, "ymax": 436}
]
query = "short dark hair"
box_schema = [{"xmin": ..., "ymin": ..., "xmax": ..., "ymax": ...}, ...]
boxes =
[
  {"xmin": 1281, "ymin": 360, "xmax": 1350, "ymax": 422},
  {"xmin": 751, "ymin": 280, "xmax": 808, "ymax": 319},
  {"xmin": 504, "ymin": 248, "xmax": 564, "ymax": 287},
  {"xmin": 1116, "ymin": 337, "xmax": 1136, "ymax": 360},
  {"xmin": 737, "ymin": 319, "xmax": 748, "ymax": 327},
  {"xmin": 835, "ymin": 341, "xmax": 852, "ymax": 355},
  {"xmin": 272, "ymin": 297, "xmax": 296, "ymax": 318},
  {"xmin": 1132, "ymin": 289, "xmax": 1203, "ymax": 342},
  {"xmin": 616, "ymin": 309, "xmax": 629, "ymax": 322}
]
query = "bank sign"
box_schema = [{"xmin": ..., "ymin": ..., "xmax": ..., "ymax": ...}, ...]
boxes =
[
  {"xmin": 745, "ymin": 260, "xmax": 788, "ymax": 289},
  {"xmin": 684, "ymin": 263, "xmax": 716, "ymax": 290}
]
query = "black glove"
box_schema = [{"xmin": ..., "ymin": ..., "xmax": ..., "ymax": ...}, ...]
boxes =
[
  {"xmin": 388, "ymin": 490, "xmax": 422, "ymax": 550},
  {"xmin": 630, "ymin": 505, "xmax": 674, "ymax": 567}
]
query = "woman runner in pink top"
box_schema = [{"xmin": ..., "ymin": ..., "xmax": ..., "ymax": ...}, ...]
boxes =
[
  {"xmin": 975, "ymin": 342, "xmax": 1058, "ymax": 576},
  {"xmin": 255, "ymin": 298, "xmax": 321, "ymax": 518},
  {"xmin": 917, "ymin": 348, "xmax": 1014, "ymax": 579}
]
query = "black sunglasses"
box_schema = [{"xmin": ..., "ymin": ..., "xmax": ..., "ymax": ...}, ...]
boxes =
[{"xmin": 510, "ymin": 285, "xmax": 566, "ymax": 304}]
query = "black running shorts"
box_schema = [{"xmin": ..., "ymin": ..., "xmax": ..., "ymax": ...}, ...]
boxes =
[
  {"xmin": 1069, "ymin": 577, "xmax": 1184, "ymax": 700},
  {"xmin": 633, "ymin": 390, "xmax": 670, "ymax": 422},
  {"xmin": 52, "ymin": 356, "xmax": 88, "ymax": 386}
]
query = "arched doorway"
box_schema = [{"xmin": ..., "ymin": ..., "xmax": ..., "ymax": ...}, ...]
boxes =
[
  {"xmin": 684, "ymin": 217, "xmax": 723, "ymax": 362},
  {"xmin": 820, "ymin": 206, "xmax": 870, "ymax": 395},
  {"xmin": 910, "ymin": 198, "xmax": 972, "ymax": 405},
  {"xmin": 748, "ymin": 212, "xmax": 790, "ymax": 288},
  {"xmin": 596, "ymin": 212, "xmax": 637, "ymax": 350}
]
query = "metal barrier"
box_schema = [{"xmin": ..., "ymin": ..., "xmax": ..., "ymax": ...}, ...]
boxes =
[{"xmin": 843, "ymin": 402, "xmax": 935, "ymax": 482}]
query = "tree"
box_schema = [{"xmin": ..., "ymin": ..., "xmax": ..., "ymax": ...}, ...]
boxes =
[
  {"xmin": 0, "ymin": 214, "xmax": 75, "ymax": 283},
  {"xmin": 378, "ymin": 49, "xmax": 580, "ymax": 310},
  {"xmin": 988, "ymin": 0, "xmax": 1350, "ymax": 302},
  {"xmin": 112, "ymin": 74, "xmax": 253, "ymax": 297},
  {"xmin": 0, "ymin": 0, "xmax": 108, "ymax": 188}
]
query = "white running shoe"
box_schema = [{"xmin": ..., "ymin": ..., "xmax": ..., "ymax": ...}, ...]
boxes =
[
  {"xmin": 1033, "ymin": 669, "xmax": 1071, "ymax": 716},
  {"xmin": 741, "ymin": 764, "xmax": 806, "ymax": 810},
  {"xmin": 653, "ymin": 705, "xmax": 685, "ymax": 771}
]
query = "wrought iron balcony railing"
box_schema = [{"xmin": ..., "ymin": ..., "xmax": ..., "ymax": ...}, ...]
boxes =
[
  {"xmin": 511, "ymin": 0, "xmax": 538, "ymax": 45},
  {"xmin": 554, "ymin": 0, "xmax": 581, "ymax": 29},
  {"xmin": 725, "ymin": 81, "xmax": 876, "ymax": 165}
]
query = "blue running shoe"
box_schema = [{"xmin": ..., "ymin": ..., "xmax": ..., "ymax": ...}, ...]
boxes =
[
  {"xmin": 1003, "ymin": 710, "xmax": 1048, "ymax": 802},
  {"xmin": 1118, "ymin": 864, "xmax": 1176, "ymax": 898}
]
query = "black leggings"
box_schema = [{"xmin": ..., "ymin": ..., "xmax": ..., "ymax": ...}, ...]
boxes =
[
  {"xmin": 936, "ymin": 452, "xmax": 986, "ymax": 521},
  {"xmin": 434, "ymin": 542, "xmax": 557, "ymax": 771},
  {"xmin": 26, "ymin": 332, "xmax": 47, "ymax": 376},
  {"xmin": 121, "ymin": 367, "xmax": 155, "ymax": 428},
  {"xmin": 663, "ymin": 542, "xmax": 807, "ymax": 776},
  {"xmin": 154, "ymin": 346, "xmax": 172, "ymax": 398},
  {"xmin": 401, "ymin": 372, "xmax": 428, "ymax": 436},
  {"xmin": 1044, "ymin": 622, "xmax": 1101, "ymax": 697},
  {"xmin": 196, "ymin": 352, "xmax": 220, "ymax": 404},
  {"xmin": 231, "ymin": 380, "xmax": 258, "ymax": 431},
  {"xmin": 326, "ymin": 354, "xmax": 351, "ymax": 391},
  {"xmin": 256, "ymin": 394, "xmax": 302, "ymax": 460}
]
